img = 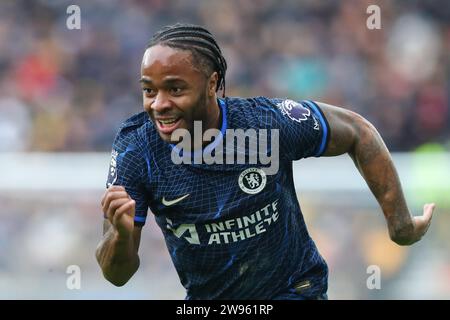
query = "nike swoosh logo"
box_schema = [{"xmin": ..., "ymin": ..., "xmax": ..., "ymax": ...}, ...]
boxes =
[{"xmin": 162, "ymin": 194, "xmax": 190, "ymax": 206}]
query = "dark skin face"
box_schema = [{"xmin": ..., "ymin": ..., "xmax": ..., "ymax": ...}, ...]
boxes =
[{"xmin": 140, "ymin": 44, "xmax": 220, "ymax": 145}]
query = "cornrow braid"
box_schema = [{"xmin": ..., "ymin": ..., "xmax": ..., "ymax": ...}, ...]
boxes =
[{"xmin": 148, "ymin": 23, "xmax": 227, "ymax": 97}]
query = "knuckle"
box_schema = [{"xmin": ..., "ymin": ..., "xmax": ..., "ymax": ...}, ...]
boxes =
[
  {"xmin": 105, "ymin": 192, "xmax": 114, "ymax": 202},
  {"xmin": 110, "ymin": 198, "xmax": 122, "ymax": 208}
]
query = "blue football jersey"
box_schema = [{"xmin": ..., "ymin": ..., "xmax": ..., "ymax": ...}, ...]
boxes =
[{"xmin": 106, "ymin": 96, "xmax": 330, "ymax": 299}]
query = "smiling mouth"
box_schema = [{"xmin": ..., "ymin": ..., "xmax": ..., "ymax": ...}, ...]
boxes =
[
  {"xmin": 159, "ymin": 118, "xmax": 178, "ymax": 125},
  {"xmin": 155, "ymin": 117, "xmax": 182, "ymax": 135}
]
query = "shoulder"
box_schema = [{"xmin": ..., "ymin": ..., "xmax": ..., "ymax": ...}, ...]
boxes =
[
  {"xmin": 225, "ymin": 96, "xmax": 307, "ymax": 128},
  {"xmin": 225, "ymin": 96, "xmax": 283, "ymax": 110},
  {"xmin": 117, "ymin": 112, "xmax": 149, "ymax": 135},
  {"xmin": 112, "ymin": 111, "xmax": 150, "ymax": 153},
  {"xmin": 226, "ymin": 96, "xmax": 311, "ymax": 115},
  {"xmin": 108, "ymin": 112, "xmax": 150, "ymax": 183},
  {"xmin": 115, "ymin": 112, "xmax": 149, "ymax": 141}
]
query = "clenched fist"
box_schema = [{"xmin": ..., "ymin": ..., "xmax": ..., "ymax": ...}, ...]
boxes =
[{"xmin": 101, "ymin": 185, "xmax": 136, "ymax": 238}]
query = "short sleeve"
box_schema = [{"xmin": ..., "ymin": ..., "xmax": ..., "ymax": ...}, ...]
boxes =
[
  {"xmin": 275, "ymin": 99, "xmax": 330, "ymax": 160},
  {"xmin": 105, "ymin": 127, "xmax": 150, "ymax": 226}
]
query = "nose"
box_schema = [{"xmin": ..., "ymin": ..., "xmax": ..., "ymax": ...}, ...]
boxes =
[{"xmin": 151, "ymin": 91, "xmax": 172, "ymax": 114}]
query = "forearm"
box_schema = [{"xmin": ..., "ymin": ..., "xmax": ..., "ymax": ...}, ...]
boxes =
[
  {"xmin": 349, "ymin": 119, "xmax": 415, "ymax": 245},
  {"xmin": 95, "ymin": 226, "xmax": 140, "ymax": 286},
  {"xmin": 317, "ymin": 102, "xmax": 433, "ymax": 245}
]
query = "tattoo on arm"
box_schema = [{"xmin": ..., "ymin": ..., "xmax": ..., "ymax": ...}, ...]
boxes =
[
  {"xmin": 317, "ymin": 102, "xmax": 414, "ymax": 243},
  {"xmin": 351, "ymin": 119, "xmax": 414, "ymax": 239}
]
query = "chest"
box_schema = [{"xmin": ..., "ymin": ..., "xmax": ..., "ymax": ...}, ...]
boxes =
[{"xmin": 147, "ymin": 164, "xmax": 284, "ymax": 223}]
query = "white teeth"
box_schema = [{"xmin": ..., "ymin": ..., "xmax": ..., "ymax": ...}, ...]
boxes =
[{"xmin": 159, "ymin": 119, "xmax": 177, "ymax": 125}]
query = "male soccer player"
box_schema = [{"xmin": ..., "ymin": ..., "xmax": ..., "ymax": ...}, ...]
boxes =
[{"xmin": 96, "ymin": 23, "xmax": 435, "ymax": 299}]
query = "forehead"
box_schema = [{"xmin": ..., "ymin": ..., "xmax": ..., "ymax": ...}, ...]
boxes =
[{"xmin": 141, "ymin": 44, "xmax": 199, "ymax": 79}]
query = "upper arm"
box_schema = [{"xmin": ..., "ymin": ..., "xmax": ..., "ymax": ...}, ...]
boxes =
[
  {"xmin": 316, "ymin": 102, "xmax": 366, "ymax": 157},
  {"xmin": 107, "ymin": 128, "xmax": 150, "ymax": 226},
  {"xmin": 103, "ymin": 219, "xmax": 143, "ymax": 252},
  {"xmin": 271, "ymin": 99, "xmax": 330, "ymax": 160}
]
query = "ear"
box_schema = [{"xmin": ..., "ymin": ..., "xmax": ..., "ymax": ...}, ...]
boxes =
[{"xmin": 207, "ymin": 72, "xmax": 219, "ymax": 97}]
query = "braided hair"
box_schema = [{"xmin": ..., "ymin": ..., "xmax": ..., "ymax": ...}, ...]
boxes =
[{"xmin": 148, "ymin": 23, "xmax": 227, "ymax": 97}]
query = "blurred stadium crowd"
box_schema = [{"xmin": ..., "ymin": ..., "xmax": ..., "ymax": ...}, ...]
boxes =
[{"xmin": 0, "ymin": 0, "xmax": 449, "ymax": 152}]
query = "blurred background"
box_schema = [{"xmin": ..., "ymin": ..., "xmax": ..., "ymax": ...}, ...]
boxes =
[{"xmin": 0, "ymin": 0, "xmax": 449, "ymax": 299}]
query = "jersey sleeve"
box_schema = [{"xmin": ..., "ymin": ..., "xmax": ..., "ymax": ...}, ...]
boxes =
[
  {"xmin": 274, "ymin": 99, "xmax": 330, "ymax": 160},
  {"xmin": 105, "ymin": 126, "xmax": 150, "ymax": 226}
]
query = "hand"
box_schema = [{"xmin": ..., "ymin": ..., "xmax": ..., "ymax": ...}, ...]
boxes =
[
  {"xmin": 101, "ymin": 185, "xmax": 136, "ymax": 239},
  {"xmin": 411, "ymin": 203, "xmax": 436, "ymax": 242}
]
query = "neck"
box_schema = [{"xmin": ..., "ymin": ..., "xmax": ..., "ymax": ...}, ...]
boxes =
[
  {"xmin": 194, "ymin": 96, "xmax": 221, "ymax": 150},
  {"xmin": 204, "ymin": 96, "xmax": 221, "ymax": 131}
]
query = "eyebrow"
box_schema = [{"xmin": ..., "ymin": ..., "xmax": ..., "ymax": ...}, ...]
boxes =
[
  {"xmin": 139, "ymin": 78, "xmax": 152, "ymax": 84},
  {"xmin": 139, "ymin": 77, "xmax": 188, "ymax": 85}
]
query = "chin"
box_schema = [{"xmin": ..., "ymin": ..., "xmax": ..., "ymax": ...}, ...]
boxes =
[
  {"xmin": 158, "ymin": 131, "xmax": 173, "ymax": 143},
  {"xmin": 158, "ymin": 129, "xmax": 191, "ymax": 145}
]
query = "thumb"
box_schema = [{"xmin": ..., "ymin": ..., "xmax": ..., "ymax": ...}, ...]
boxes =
[
  {"xmin": 422, "ymin": 203, "xmax": 436, "ymax": 222},
  {"xmin": 114, "ymin": 199, "xmax": 136, "ymax": 222}
]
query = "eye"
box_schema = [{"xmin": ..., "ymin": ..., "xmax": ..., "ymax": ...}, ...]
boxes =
[
  {"xmin": 143, "ymin": 88, "xmax": 156, "ymax": 96},
  {"xmin": 170, "ymin": 87, "xmax": 183, "ymax": 95}
]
